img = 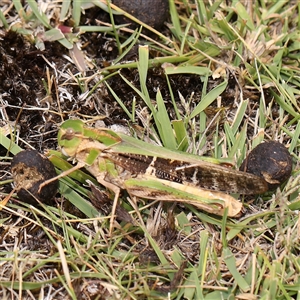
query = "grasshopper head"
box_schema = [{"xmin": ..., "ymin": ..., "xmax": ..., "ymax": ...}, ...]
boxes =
[{"xmin": 58, "ymin": 120, "xmax": 85, "ymax": 157}]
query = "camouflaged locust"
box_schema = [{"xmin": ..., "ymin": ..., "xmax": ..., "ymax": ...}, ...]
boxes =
[{"xmin": 41, "ymin": 119, "xmax": 269, "ymax": 219}]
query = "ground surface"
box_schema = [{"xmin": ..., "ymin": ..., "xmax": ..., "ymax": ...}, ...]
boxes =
[{"xmin": 0, "ymin": 1, "xmax": 300, "ymax": 300}]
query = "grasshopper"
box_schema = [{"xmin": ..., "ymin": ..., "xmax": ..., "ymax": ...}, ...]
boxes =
[{"xmin": 46, "ymin": 119, "xmax": 268, "ymax": 222}]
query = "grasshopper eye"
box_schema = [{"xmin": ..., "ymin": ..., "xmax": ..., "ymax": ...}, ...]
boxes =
[{"xmin": 62, "ymin": 128, "xmax": 76, "ymax": 140}]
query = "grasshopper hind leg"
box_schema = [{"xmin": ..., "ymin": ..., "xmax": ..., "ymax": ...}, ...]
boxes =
[{"xmin": 95, "ymin": 177, "xmax": 121, "ymax": 235}]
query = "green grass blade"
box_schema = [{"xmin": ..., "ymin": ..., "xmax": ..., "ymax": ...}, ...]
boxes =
[
  {"xmin": 172, "ymin": 119, "xmax": 189, "ymax": 151},
  {"xmin": 60, "ymin": 0, "xmax": 71, "ymax": 22},
  {"xmin": 156, "ymin": 89, "xmax": 177, "ymax": 149},
  {"xmin": 0, "ymin": 133, "xmax": 22, "ymax": 155},
  {"xmin": 72, "ymin": 0, "xmax": 81, "ymax": 26},
  {"xmin": 58, "ymin": 180, "xmax": 99, "ymax": 218},
  {"xmin": 105, "ymin": 80, "xmax": 134, "ymax": 121},
  {"xmin": 223, "ymin": 247, "xmax": 250, "ymax": 292},
  {"xmin": 164, "ymin": 65, "xmax": 211, "ymax": 77},
  {"xmin": 190, "ymin": 80, "xmax": 228, "ymax": 119},
  {"xmin": 0, "ymin": 9, "xmax": 9, "ymax": 28},
  {"xmin": 27, "ymin": 0, "xmax": 51, "ymax": 28},
  {"xmin": 169, "ymin": 0, "xmax": 182, "ymax": 40}
]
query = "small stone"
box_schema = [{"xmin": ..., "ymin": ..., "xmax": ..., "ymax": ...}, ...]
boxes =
[
  {"xmin": 11, "ymin": 149, "xmax": 58, "ymax": 205},
  {"xmin": 240, "ymin": 141, "xmax": 292, "ymax": 190}
]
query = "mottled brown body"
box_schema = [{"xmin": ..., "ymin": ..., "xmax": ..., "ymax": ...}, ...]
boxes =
[{"xmin": 103, "ymin": 152, "xmax": 269, "ymax": 195}]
